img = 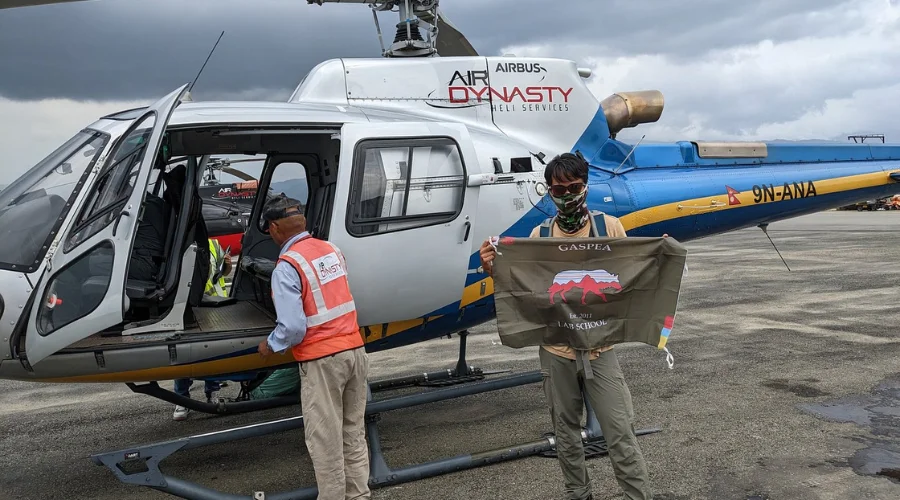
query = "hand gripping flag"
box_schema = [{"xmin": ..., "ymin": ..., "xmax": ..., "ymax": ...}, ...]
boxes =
[{"xmin": 491, "ymin": 236, "xmax": 688, "ymax": 368}]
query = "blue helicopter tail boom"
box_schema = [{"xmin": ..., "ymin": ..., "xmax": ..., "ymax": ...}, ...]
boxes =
[{"xmin": 583, "ymin": 139, "xmax": 900, "ymax": 240}]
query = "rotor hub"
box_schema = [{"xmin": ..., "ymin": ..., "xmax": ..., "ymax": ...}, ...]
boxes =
[{"xmin": 308, "ymin": 0, "xmax": 476, "ymax": 58}]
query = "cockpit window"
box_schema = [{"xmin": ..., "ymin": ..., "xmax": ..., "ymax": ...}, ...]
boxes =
[{"xmin": 0, "ymin": 130, "xmax": 110, "ymax": 272}]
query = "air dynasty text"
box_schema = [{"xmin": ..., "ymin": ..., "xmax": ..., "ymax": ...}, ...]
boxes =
[
  {"xmin": 448, "ymin": 70, "xmax": 572, "ymax": 112},
  {"xmin": 752, "ymin": 181, "xmax": 818, "ymax": 203}
]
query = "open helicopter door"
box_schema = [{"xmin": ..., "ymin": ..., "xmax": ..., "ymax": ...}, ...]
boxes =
[
  {"xmin": 23, "ymin": 84, "xmax": 189, "ymax": 366},
  {"xmin": 329, "ymin": 122, "xmax": 481, "ymax": 326}
]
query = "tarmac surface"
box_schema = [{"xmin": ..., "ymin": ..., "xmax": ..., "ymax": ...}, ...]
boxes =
[{"xmin": 2, "ymin": 210, "xmax": 900, "ymax": 500}]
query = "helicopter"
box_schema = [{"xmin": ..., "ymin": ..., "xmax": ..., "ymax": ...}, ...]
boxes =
[
  {"xmin": 4, "ymin": 1, "xmax": 900, "ymax": 498},
  {"xmin": 1, "ymin": 0, "xmax": 899, "ymax": 392}
]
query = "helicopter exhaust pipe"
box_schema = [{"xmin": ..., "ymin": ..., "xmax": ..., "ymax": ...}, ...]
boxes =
[{"xmin": 600, "ymin": 90, "xmax": 665, "ymax": 138}]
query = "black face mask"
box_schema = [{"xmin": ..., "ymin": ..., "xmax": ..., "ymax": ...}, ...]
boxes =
[{"xmin": 550, "ymin": 185, "xmax": 589, "ymax": 234}]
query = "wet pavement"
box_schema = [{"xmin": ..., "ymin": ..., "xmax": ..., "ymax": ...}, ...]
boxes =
[
  {"xmin": 2, "ymin": 210, "xmax": 900, "ymax": 499},
  {"xmin": 800, "ymin": 374, "xmax": 900, "ymax": 484}
]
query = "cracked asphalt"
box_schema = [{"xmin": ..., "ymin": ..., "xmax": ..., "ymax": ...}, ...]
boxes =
[{"xmin": 2, "ymin": 210, "xmax": 900, "ymax": 500}]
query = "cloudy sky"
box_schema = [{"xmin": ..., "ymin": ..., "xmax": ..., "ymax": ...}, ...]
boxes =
[{"xmin": 1, "ymin": 0, "xmax": 899, "ymax": 184}]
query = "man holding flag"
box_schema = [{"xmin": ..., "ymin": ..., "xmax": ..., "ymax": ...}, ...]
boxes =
[{"xmin": 479, "ymin": 153, "xmax": 655, "ymax": 500}]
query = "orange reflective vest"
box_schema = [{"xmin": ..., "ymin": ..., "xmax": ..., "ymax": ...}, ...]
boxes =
[{"xmin": 278, "ymin": 235, "xmax": 364, "ymax": 362}]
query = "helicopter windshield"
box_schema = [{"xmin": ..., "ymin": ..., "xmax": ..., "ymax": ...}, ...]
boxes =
[{"xmin": 0, "ymin": 129, "xmax": 110, "ymax": 272}]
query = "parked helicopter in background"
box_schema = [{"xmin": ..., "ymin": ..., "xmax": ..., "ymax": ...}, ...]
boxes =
[
  {"xmin": 170, "ymin": 154, "xmax": 310, "ymax": 259},
  {"xmin": 196, "ymin": 156, "xmax": 283, "ymax": 255},
  {"xmin": 1, "ymin": 0, "xmax": 899, "ymax": 399}
]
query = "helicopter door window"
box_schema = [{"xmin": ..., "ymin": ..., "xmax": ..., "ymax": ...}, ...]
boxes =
[
  {"xmin": 256, "ymin": 161, "xmax": 310, "ymax": 231},
  {"xmin": 347, "ymin": 138, "xmax": 466, "ymax": 237},
  {"xmin": 35, "ymin": 240, "xmax": 114, "ymax": 336},
  {"xmin": 65, "ymin": 115, "xmax": 157, "ymax": 251}
]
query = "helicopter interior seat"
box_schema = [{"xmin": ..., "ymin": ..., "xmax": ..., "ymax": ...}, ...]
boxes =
[
  {"xmin": 119, "ymin": 163, "xmax": 212, "ymax": 321},
  {"xmin": 162, "ymin": 163, "xmax": 229, "ymax": 310},
  {"xmin": 78, "ymin": 173, "xmax": 174, "ymax": 317},
  {"xmin": 95, "ymin": 169, "xmax": 181, "ymax": 323},
  {"xmin": 157, "ymin": 163, "xmax": 210, "ymax": 308}
]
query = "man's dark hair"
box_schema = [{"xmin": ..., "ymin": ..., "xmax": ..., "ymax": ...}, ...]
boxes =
[{"xmin": 544, "ymin": 152, "xmax": 589, "ymax": 185}]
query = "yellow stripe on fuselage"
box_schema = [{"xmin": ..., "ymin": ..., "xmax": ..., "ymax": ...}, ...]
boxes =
[
  {"xmin": 361, "ymin": 317, "xmax": 442, "ymax": 343},
  {"xmin": 619, "ymin": 170, "xmax": 898, "ymax": 230},
  {"xmin": 42, "ymin": 285, "xmax": 495, "ymax": 383},
  {"xmin": 461, "ymin": 277, "xmax": 493, "ymax": 308},
  {"xmin": 42, "ymin": 350, "xmax": 295, "ymax": 384}
]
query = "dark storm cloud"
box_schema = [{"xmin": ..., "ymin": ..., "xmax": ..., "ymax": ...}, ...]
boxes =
[
  {"xmin": 0, "ymin": 0, "xmax": 382, "ymax": 100},
  {"xmin": 0, "ymin": 0, "xmax": 854, "ymax": 101},
  {"xmin": 450, "ymin": 0, "xmax": 852, "ymax": 60}
]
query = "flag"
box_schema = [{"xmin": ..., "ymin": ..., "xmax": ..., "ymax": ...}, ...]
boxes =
[{"xmin": 491, "ymin": 236, "xmax": 688, "ymax": 351}]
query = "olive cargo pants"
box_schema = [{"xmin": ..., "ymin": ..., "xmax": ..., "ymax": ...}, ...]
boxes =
[
  {"xmin": 539, "ymin": 347, "xmax": 652, "ymax": 500},
  {"xmin": 299, "ymin": 347, "xmax": 371, "ymax": 500}
]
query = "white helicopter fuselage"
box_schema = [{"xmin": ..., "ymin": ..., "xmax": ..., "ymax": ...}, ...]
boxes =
[
  {"xmin": 0, "ymin": 55, "xmax": 624, "ymax": 382},
  {"xmin": 293, "ymin": 56, "xmax": 604, "ymax": 156}
]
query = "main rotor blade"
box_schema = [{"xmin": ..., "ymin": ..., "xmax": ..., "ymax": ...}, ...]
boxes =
[
  {"xmin": 221, "ymin": 167, "xmax": 257, "ymax": 182},
  {"xmin": 421, "ymin": 6, "xmax": 478, "ymax": 57},
  {"xmin": 225, "ymin": 158, "xmax": 263, "ymax": 165},
  {"xmin": 0, "ymin": 0, "xmax": 90, "ymax": 9}
]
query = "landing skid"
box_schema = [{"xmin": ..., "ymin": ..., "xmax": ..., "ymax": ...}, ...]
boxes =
[
  {"xmin": 94, "ymin": 371, "xmax": 662, "ymax": 499},
  {"xmin": 127, "ymin": 381, "xmax": 298, "ymax": 415},
  {"xmin": 369, "ymin": 330, "xmax": 507, "ymax": 391},
  {"xmin": 131, "ymin": 330, "xmax": 506, "ymax": 415}
]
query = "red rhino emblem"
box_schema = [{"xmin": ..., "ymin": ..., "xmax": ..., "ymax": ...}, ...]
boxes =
[{"xmin": 548, "ymin": 270, "xmax": 622, "ymax": 305}]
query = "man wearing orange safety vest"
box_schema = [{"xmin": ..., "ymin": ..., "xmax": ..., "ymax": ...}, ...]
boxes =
[{"xmin": 256, "ymin": 194, "xmax": 370, "ymax": 500}]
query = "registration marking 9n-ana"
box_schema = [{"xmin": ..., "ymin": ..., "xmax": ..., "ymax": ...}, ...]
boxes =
[{"xmin": 752, "ymin": 181, "xmax": 818, "ymax": 203}]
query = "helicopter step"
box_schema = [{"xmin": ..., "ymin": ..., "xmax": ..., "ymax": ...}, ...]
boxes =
[{"xmin": 93, "ymin": 370, "xmax": 662, "ymax": 499}]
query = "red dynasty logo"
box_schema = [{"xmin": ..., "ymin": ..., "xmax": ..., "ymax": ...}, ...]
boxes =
[
  {"xmin": 448, "ymin": 86, "xmax": 573, "ymax": 104},
  {"xmin": 444, "ymin": 69, "xmax": 572, "ymax": 105},
  {"xmin": 214, "ymin": 187, "xmax": 255, "ymax": 199}
]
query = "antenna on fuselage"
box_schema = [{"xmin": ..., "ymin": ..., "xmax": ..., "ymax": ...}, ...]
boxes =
[
  {"xmin": 186, "ymin": 30, "xmax": 226, "ymax": 99},
  {"xmin": 613, "ymin": 135, "xmax": 645, "ymax": 175},
  {"xmin": 758, "ymin": 223, "xmax": 791, "ymax": 272}
]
